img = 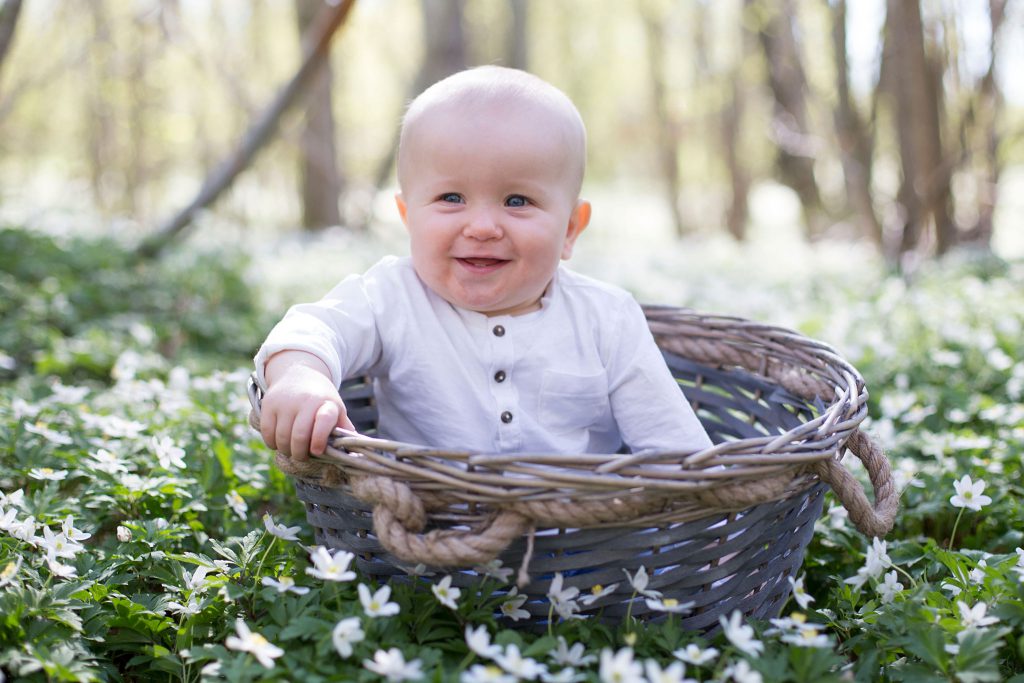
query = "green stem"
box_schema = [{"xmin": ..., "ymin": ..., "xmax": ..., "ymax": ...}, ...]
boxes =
[
  {"xmin": 547, "ymin": 601, "xmax": 555, "ymax": 639},
  {"xmin": 947, "ymin": 508, "xmax": 965, "ymax": 550},
  {"xmin": 893, "ymin": 563, "xmax": 918, "ymax": 588},
  {"xmin": 252, "ymin": 532, "xmax": 275, "ymax": 579}
]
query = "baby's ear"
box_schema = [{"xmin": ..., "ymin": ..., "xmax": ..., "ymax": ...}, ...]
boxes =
[
  {"xmin": 394, "ymin": 194, "xmax": 409, "ymax": 226},
  {"xmin": 561, "ymin": 200, "xmax": 592, "ymax": 260}
]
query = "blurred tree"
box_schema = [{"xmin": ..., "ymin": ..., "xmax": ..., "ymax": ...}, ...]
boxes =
[
  {"xmin": 751, "ymin": 0, "xmax": 828, "ymax": 240},
  {"xmin": 296, "ymin": 0, "xmax": 344, "ymax": 230},
  {"xmin": 0, "ymin": 0, "xmax": 21, "ymax": 90},
  {"xmin": 882, "ymin": 0, "xmax": 956, "ymax": 263},
  {"xmin": 86, "ymin": 1, "xmax": 118, "ymax": 213},
  {"xmin": 640, "ymin": 0, "xmax": 688, "ymax": 237},
  {"xmin": 720, "ymin": 2, "xmax": 754, "ymax": 242},
  {"xmin": 827, "ymin": 0, "xmax": 882, "ymax": 249},
  {"xmin": 507, "ymin": 0, "xmax": 528, "ymax": 70},
  {"xmin": 138, "ymin": 0, "xmax": 356, "ymax": 257}
]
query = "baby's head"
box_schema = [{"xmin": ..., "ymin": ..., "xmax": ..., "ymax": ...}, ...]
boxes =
[{"xmin": 395, "ymin": 66, "xmax": 591, "ymax": 317}]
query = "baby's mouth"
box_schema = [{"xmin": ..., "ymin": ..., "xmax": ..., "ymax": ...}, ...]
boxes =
[{"xmin": 457, "ymin": 257, "xmax": 508, "ymax": 268}]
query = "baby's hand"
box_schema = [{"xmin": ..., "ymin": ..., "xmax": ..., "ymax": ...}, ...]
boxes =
[{"xmin": 260, "ymin": 351, "xmax": 355, "ymax": 459}]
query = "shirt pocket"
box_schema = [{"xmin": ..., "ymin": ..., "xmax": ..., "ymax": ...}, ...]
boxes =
[{"xmin": 538, "ymin": 370, "xmax": 612, "ymax": 435}]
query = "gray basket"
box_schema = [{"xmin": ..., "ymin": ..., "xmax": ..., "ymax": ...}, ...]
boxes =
[{"xmin": 249, "ymin": 308, "xmax": 897, "ymax": 629}]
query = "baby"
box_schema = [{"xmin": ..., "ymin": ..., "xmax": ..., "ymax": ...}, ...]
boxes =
[{"xmin": 255, "ymin": 66, "xmax": 712, "ymax": 459}]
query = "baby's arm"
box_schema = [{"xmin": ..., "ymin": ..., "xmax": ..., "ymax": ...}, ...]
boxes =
[{"xmin": 259, "ymin": 350, "xmax": 355, "ymax": 459}]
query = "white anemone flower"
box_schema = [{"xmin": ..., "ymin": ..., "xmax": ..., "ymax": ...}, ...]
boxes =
[
  {"xmin": 499, "ymin": 587, "xmax": 530, "ymax": 621},
  {"xmin": 151, "ymin": 435, "xmax": 186, "ymax": 470},
  {"xmin": 957, "ymin": 601, "xmax": 999, "ymax": 628},
  {"xmin": 877, "ymin": 570, "xmax": 904, "ymax": 604},
  {"xmin": 432, "ymin": 575, "xmax": 461, "ymax": 610},
  {"xmin": 788, "ymin": 575, "xmax": 814, "ymax": 609},
  {"xmin": 494, "ymin": 644, "xmax": 547, "ymax": 681},
  {"xmin": 307, "ymin": 546, "xmax": 357, "ymax": 582},
  {"xmin": 950, "ymin": 475, "xmax": 992, "ymax": 511},
  {"xmin": 672, "ymin": 643, "xmax": 719, "ymax": 666},
  {"xmin": 0, "ymin": 557, "xmax": 22, "ymax": 587},
  {"xmin": 465, "ymin": 624, "xmax": 501, "ymax": 660},
  {"xmin": 644, "ymin": 659, "xmax": 697, "ymax": 683},
  {"xmin": 722, "ymin": 659, "xmax": 763, "ymax": 683},
  {"xmin": 225, "ymin": 619, "xmax": 284, "ymax": 669},
  {"xmin": 262, "ymin": 513, "xmax": 301, "ymax": 541},
  {"xmin": 579, "ymin": 582, "xmax": 619, "ymax": 606},
  {"xmin": 461, "ymin": 664, "xmax": 517, "ymax": 683},
  {"xmin": 550, "ymin": 636, "xmax": 596, "ymax": 668},
  {"xmin": 719, "ymin": 611, "xmax": 764, "ymax": 657},
  {"xmin": 332, "ymin": 616, "xmax": 365, "ymax": 658},
  {"xmin": 363, "ymin": 648, "xmax": 424, "ymax": 682},
  {"xmin": 547, "ymin": 573, "xmax": 581, "ymax": 620},
  {"xmin": 644, "ymin": 597, "xmax": 694, "ymax": 614},
  {"xmin": 622, "ymin": 566, "xmax": 662, "ymax": 599},
  {"xmin": 261, "ymin": 575, "xmax": 310, "ymax": 595},
  {"xmin": 224, "ymin": 490, "xmax": 248, "ymax": 520},
  {"xmin": 598, "ymin": 647, "xmax": 644, "ymax": 683},
  {"xmin": 358, "ymin": 583, "xmax": 400, "ymax": 618}
]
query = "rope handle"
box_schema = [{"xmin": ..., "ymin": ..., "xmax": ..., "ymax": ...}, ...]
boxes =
[
  {"xmin": 350, "ymin": 476, "xmax": 532, "ymax": 576},
  {"xmin": 812, "ymin": 429, "xmax": 899, "ymax": 537}
]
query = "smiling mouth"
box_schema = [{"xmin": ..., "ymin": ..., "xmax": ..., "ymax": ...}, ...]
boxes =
[{"xmin": 456, "ymin": 257, "xmax": 508, "ymax": 269}]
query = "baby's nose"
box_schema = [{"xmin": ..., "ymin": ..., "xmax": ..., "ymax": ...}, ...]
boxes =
[{"xmin": 463, "ymin": 208, "xmax": 503, "ymax": 239}]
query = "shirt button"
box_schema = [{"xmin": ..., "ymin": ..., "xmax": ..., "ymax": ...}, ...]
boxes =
[
  {"xmin": 500, "ymin": 411, "xmax": 513, "ymax": 424},
  {"xmin": 492, "ymin": 325, "xmax": 505, "ymax": 337},
  {"xmin": 494, "ymin": 370, "xmax": 507, "ymax": 383}
]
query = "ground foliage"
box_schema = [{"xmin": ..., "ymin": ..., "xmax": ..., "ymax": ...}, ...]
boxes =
[{"xmin": 1, "ymin": 228, "xmax": 1023, "ymax": 682}]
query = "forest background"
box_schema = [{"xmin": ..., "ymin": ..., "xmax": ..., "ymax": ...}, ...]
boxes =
[{"xmin": 0, "ymin": 0, "xmax": 1022, "ymax": 272}]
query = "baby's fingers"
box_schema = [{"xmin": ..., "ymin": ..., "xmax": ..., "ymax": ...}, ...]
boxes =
[{"xmin": 310, "ymin": 402, "xmax": 346, "ymax": 455}]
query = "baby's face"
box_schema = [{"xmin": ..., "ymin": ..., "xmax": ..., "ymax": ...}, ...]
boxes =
[{"xmin": 396, "ymin": 101, "xmax": 589, "ymax": 317}]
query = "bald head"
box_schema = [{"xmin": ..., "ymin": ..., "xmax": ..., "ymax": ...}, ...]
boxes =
[{"xmin": 397, "ymin": 66, "xmax": 587, "ymax": 197}]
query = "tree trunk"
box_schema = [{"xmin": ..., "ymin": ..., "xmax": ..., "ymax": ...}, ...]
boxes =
[
  {"xmin": 883, "ymin": 0, "xmax": 956, "ymax": 261},
  {"xmin": 137, "ymin": 0, "xmax": 357, "ymax": 258},
  {"xmin": 506, "ymin": 0, "xmax": 528, "ymax": 70},
  {"xmin": 828, "ymin": 0, "xmax": 882, "ymax": 248},
  {"xmin": 362, "ymin": 0, "xmax": 466, "ymax": 225},
  {"xmin": 752, "ymin": 0, "xmax": 827, "ymax": 240},
  {"xmin": 295, "ymin": 0, "xmax": 343, "ymax": 230},
  {"xmin": 0, "ymin": 0, "xmax": 22, "ymax": 88},
  {"xmin": 87, "ymin": 0, "xmax": 117, "ymax": 213},
  {"xmin": 640, "ymin": 1, "xmax": 687, "ymax": 237}
]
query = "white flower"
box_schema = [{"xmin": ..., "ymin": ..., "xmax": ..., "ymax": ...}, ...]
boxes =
[
  {"xmin": 89, "ymin": 448, "xmax": 128, "ymax": 474},
  {"xmin": 722, "ymin": 659, "xmax": 762, "ymax": 683},
  {"xmin": 465, "ymin": 624, "xmax": 501, "ymax": 660},
  {"xmin": 864, "ymin": 537, "xmax": 893, "ymax": 576},
  {"xmin": 672, "ymin": 643, "xmax": 718, "ymax": 666},
  {"xmin": 225, "ymin": 490, "xmax": 248, "ymax": 520},
  {"xmin": 598, "ymin": 647, "xmax": 644, "ymax": 683},
  {"xmin": 363, "ymin": 648, "xmax": 423, "ymax": 682},
  {"xmin": 550, "ymin": 636, "xmax": 595, "ymax": 668},
  {"xmin": 623, "ymin": 566, "xmax": 662, "ymax": 598},
  {"xmin": 225, "ymin": 619, "xmax": 284, "ymax": 669},
  {"xmin": 461, "ymin": 664, "xmax": 517, "ymax": 683},
  {"xmin": 579, "ymin": 582, "xmax": 619, "ymax": 606},
  {"xmin": 184, "ymin": 566, "xmax": 212, "ymax": 593},
  {"xmin": 37, "ymin": 526, "xmax": 85, "ymax": 561},
  {"xmin": 1015, "ymin": 547, "xmax": 1024, "ymax": 568},
  {"xmin": 781, "ymin": 625, "xmax": 831, "ymax": 648},
  {"xmin": 166, "ymin": 597, "xmax": 202, "ymax": 617},
  {"xmin": 61, "ymin": 515, "xmax": 91, "ymax": 542},
  {"xmin": 957, "ymin": 601, "xmax": 999, "ymax": 628},
  {"xmin": 28, "ymin": 467, "xmax": 69, "ymax": 481},
  {"xmin": 307, "ymin": 546, "xmax": 357, "ymax": 582},
  {"xmin": 500, "ymin": 587, "xmax": 530, "ymax": 621},
  {"xmin": 432, "ymin": 575, "xmax": 461, "ymax": 610},
  {"xmin": 547, "ymin": 572, "xmax": 581, "ymax": 620},
  {"xmin": 116, "ymin": 526, "xmax": 132, "ymax": 542},
  {"xmin": 644, "ymin": 597, "xmax": 693, "ymax": 614},
  {"xmin": 261, "ymin": 575, "xmax": 310, "ymax": 595},
  {"xmin": 969, "ymin": 559, "xmax": 988, "ymax": 583},
  {"xmin": 950, "ymin": 475, "xmax": 992, "ymax": 511},
  {"xmin": 332, "ymin": 616, "xmax": 365, "ymax": 658},
  {"xmin": 8, "ymin": 514, "xmax": 37, "ymax": 542},
  {"xmin": 788, "ymin": 575, "xmax": 814, "ymax": 609},
  {"xmin": 720, "ymin": 611, "xmax": 764, "ymax": 657},
  {"xmin": 877, "ymin": 570, "xmax": 904, "ymax": 604},
  {"xmin": 262, "ymin": 513, "xmax": 301, "ymax": 541},
  {"xmin": 47, "ymin": 557, "xmax": 77, "ymax": 579},
  {"xmin": 24, "ymin": 423, "xmax": 73, "ymax": 445},
  {"xmin": 0, "ymin": 506, "xmax": 16, "ymax": 531},
  {"xmin": 151, "ymin": 435, "xmax": 186, "ymax": 470},
  {"xmin": 359, "ymin": 583, "xmax": 400, "ymax": 618},
  {"xmin": 644, "ymin": 659, "xmax": 696, "ymax": 683},
  {"xmin": 540, "ymin": 668, "xmax": 587, "ymax": 683},
  {"xmin": 475, "ymin": 559, "xmax": 514, "ymax": 584},
  {"xmin": 0, "ymin": 557, "xmax": 22, "ymax": 587},
  {"xmin": 0, "ymin": 489, "xmax": 25, "ymax": 510},
  {"xmin": 494, "ymin": 644, "xmax": 547, "ymax": 681}
]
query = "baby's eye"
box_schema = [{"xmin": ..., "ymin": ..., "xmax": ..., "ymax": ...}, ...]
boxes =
[
  {"xmin": 505, "ymin": 195, "xmax": 530, "ymax": 208},
  {"xmin": 439, "ymin": 193, "xmax": 464, "ymax": 204}
]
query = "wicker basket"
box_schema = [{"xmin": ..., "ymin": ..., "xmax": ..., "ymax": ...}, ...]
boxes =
[{"xmin": 248, "ymin": 307, "xmax": 898, "ymax": 630}]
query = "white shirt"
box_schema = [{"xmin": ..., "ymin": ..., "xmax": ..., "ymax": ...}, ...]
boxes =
[{"xmin": 255, "ymin": 256, "xmax": 712, "ymax": 455}]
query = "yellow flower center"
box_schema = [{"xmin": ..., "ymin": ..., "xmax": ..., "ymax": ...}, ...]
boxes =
[
  {"xmin": 664, "ymin": 598, "xmax": 678, "ymax": 607},
  {"xmin": 591, "ymin": 584, "xmax": 603, "ymax": 595},
  {"xmin": 1, "ymin": 562, "xmax": 16, "ymax": 579}
]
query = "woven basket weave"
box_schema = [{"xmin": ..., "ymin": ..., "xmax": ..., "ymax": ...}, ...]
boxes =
[{"xmin": 249, "ymin": 307, "xmax": 898, "ymax": 630}]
